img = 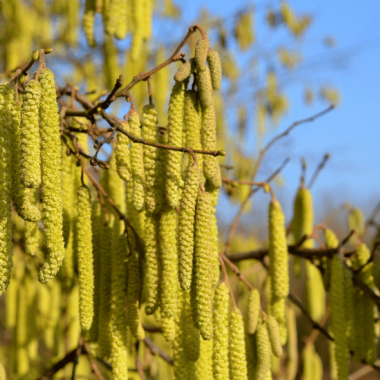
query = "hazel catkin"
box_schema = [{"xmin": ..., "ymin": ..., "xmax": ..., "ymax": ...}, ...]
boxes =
[
  {"xmin": 265, "ymin": 314, "xmax": 283, "ymax": 358},
  {"xmin": 207, "ymin": 49, "xmax": 222, "ymax": 91},
  {"xmin": 194, "ymin": 35, "xmax": 210, "ymax": 72},
  {"xmin": 82, "ymin": 0, "xmax": 96, "ymax": 47},
  {"xmin": 247, "ymin": 288, "xmax": 260, "ymax": 334},
  {"xmin": 213, "ymin": 282, "xmax": 230, "ymax": 380},
  {"xmin": 76, "ymin": 186, "xmax": 94, "ymax": 330},
  {"xmin": 174, "ymin": 58, "xmax": 196, "ymax": 82},
  {"xmin": 178, "ymin": 163, "xmax": 199, "ymax": 290},
  {"xmin": 115, "ymin": 122, "xmax": 132, "ymax": 181},
  {"xmin": 198, "ymin": 67, "xmax": 214, "ymax": 108},
  {"xmin": 165, "ymin": 81, "xmax": 186, "ymax": 208},
  {"xmin": 20, "ymin": 79, "xmax": 41, "ymax": 189},
  {"xmin": 129, "ymin": 108, "xmax": 146, "ymax": 212},
  {"xmin": 38, "ymin": 68, "xmax": 65, "ymax": 284},
  {"xmin": 255, "ymin": 321, "xmax": 271, "ymax": 380},
  {"xmin": 229, "ymin": 309, "xmax": 248, "ymax": 380},
  {"xmin": 194, "ymin": 191, "xmax": 213, "ymax": 340}
]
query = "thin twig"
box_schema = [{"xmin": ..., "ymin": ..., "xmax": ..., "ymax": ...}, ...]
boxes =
[
  {"xmin": 308, "ymin": 153, "xmax": 330, "ymax": 188},
  {"xmin": 71, "ymin": 337, "xmax": 83, "ymax": 380},
  {"xmin": 218, "ymin": 255, "xmax": 237, "ymax": 311},
  {"xmin": 135, "ymin": 341, "xmax": 147, "ymax": 380},
  {"xmin": 143, "ymin": 337, "xmax": 174, "ymax": 366},
  {"xmin": 83, "ymin": 343, "xmax": 106, "ymax": 380},
  {"xmin": 37, "ymin": 348, "xmax": 78, "ymax": 380}
]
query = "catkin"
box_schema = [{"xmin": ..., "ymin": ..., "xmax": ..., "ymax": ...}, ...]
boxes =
[
  {"xmin": 269, "ymin": 199, "xmax": 289, "ymax": 299},
  {"xmin": 141, "ymin": 104, "xmax": 163, "ymax": 214},
  {"xmin": 330, "ymin": 255, "xmax": 349, "ymax": 380},
  {"xmin": 198, "ymin": 66, "xmax": 214, "ymax": 108},
  {"xmin": 213, "ymin": 282, "xmax": 230, "ymax": 380},
  {"xmin": 174, "ymin": 58, "xmax": 196, "ymax": 82},
  {"xmin": 129, "ymin": 108, "xmax": 146, "ymax": 212},
  {"xmin": 38, "ymin": 68, "xmax": 65, "ymax": 284},
  {"xmin": 161, "ymin": 314, "xmax": 176, "ymax": 342},
  {"xmin": 229, "ymin": 309, "xmax": 248, "ymax": 380},
  {"xmin": 255, "ymin": 321, "xmax": 271, "ymax": 380},
  {"xmin": 110, "ymin": 235, "xmax": 128, "ymax": 379},
  {"xmin": 158, "ymin": 204, "xmax": 178, "ymax": 318},
  {"xmin": 194, "ymin": 191, "xmax": 213, "ymax": 340},
  {"xmin": 10, "ymin": 100, "xmax": 41, "ymax": 222},
  {"xmin": 194, "ymin": 35, "xmax": 210, "ymax": 72},
  {"xmin": 207, "ymin": 49, "xmax": 222, "ymax": 90},
  {"xmin": 82, "ymin": 0, "xmax": 96, "ymax": 47},
  {"xmin": 183, "ymin": 290, "xmax": 200, "ymax": 362},
  {"xmin": 165, "ymin": 81, "xmax": 186, "ymax": 208},
  {"xmin": 286, "ymin": 306, "xmax": 298, "ymax": 380},
  {"xmin": 114, "ymin": 0, "xmax": 128, "ymax": 39},
  {"xmin": 130, "ymin": 0, "xmax": 143, "ymax": 60},
  {"xmin": 20, "ymin": 79, "xmax": 41, "ymax": 189},
  {"xmin": 178, "ymin": 163, "xmax": 199, "ymax": 290},
  {"xmin": 247, "ymin": 288, "xmax": 260, "ymax": 334},
  {"xmin": 115, "ymin": 122, "xmax": 132, "ymax": 181},
  {"xmin": 265, "ymin": 314, "xmax": 283, "ymax": 358},
  {"xmin": 127, "ymin": 247, "xmax": 145, "ymax": 340},
  {"xmin": 76, "ymin": 186, "xmax": 94, "ymax": 330},
  {"xmin": 144, "ymin": 213, "xmax": 160, "ymax": 315},
  {"xmin": 0, "ymin": 85, "xmax": 15, "ymax": 294}
]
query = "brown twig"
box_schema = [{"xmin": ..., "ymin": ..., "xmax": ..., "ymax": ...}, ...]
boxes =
[
  {"xmin": 83, "ymin": 343, "xmax": 106, "ymax": 380},
  {"xmin": 37, "ymin": 348, "xmax": 78, "ymax": 380},
  {"xmin": 71, "ymin": 336, "xmax": 84, "ymax": 380},
  {"xmin": 304, "ymin": 305, "xmax": 331, "ymax": 346},
  {"xmin": 218, "ymin": 254, "xmax": 237, "ymax": 310},
  {"xmin": 143, "ymin": 337, "xmax": 174, "ymax": 365},
  {"xmin": 307, "ymin": 153, "xmax": 330, "ymax": 189},
  {"xmin": 135, "ymin": 341, "xmax": 147, "ymax": 380}
]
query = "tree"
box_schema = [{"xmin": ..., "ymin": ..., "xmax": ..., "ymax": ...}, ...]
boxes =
[{"xmin": 0, "ymin": 1, "xmax": 379, "ymax": 379}]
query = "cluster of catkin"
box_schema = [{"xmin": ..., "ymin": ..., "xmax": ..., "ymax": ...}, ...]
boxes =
[{"xmin": 82, "ymin": 0, "xmax": 153, "ymax": 60}]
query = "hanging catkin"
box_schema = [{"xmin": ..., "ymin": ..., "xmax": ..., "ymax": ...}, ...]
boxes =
[
  {"xmin": 178, "ymin": 162, "xmax": 199, "ymax": 290},
  {"xmin": 0, "ymin": 85, "xmax": 15, "ymax": 294},
  {"xmin": 174, "ymin": 58, "xmax": 196, "ymax": 82},
  {"xmin": 329, "ymin": 254, "xmax": 349, "ymax": 380},
  {"xmin": 286, "ymin": 306, "xmax": 298, "ymax": 380},
  {"xmin": 194, "ymin": 35, "xmax": 210, "ymax": 72},
  {"xmin": 130, "ymin": 0, "xmax": 143, "ymax": 60},
  {"xmin": 127, "ymin": 246, "xmax": 145, "ymax": 340},
  {"xmin": 115, "ymin": 121, "xmax": 132, "ymax": 181},
  {"xmin": 183, "ymin": 290, "xmax": 200, "ymax": 362},
  {"xmin": 82, "ymin": 0, "xmax": 96, "ymax": 46},
  {"xmin": 207, "ymin": 49, "xmax": 222, "ymax": 91},
  {"xmin": 269, "ymin": 198, "xmax": 289, "ymax": 299},
  {"xmin": 198, "ymin": 67, "xmax": 213, "ymax": 108},
  {"xmin": 194, "ymin": 191, "xmax": 213, "ymax": 340},
  {"xmin": 10, "ymin": 99, "xmax": 41, "ymax": 222},
  {"xmin": 144, "ymin": 212, "xmax": 160, "ymax": 315},
  {"xmin": 38, "ymin": 68, "xmax": 65, "ymax": 284},
  {"xmin": 213, "ymin": 282, "xmax": 230, "ymax": 380},
  {"xmin": 247, "ymin": 288, "xmax": 260, "ymax": 334},
  {"xmin": 114, "ymin": 0, "xmax": 128, "ymax": 39},
  {"xmin": 129, "ymin": 108, "xmax": 146, "ymax": 212},
  {"xmin": 76, "ymin": 186, "xmax": 94, "ymax": 330},
  {"xmin": 255, "ymin": 321, "xmax": 271, "ymax": 380},
  {"xmin": 110, "ymin": 235, "xmax": 128, "ymax": 379},
  {"xmin": 141, "ymin": 104, "xmax": 163, "ymax": 214},
  {"xmin": 229, "ymin": 309, "xmax": 248, "ymax": 380},
  {"xmin": 20, "ymin": 79, "xmax": 41, "ymax": 189},
  {"xmin": 265, "ymin": 314, "xmax": 283, "ymax": 358},
  {"xmin": 165, "ymin": 81, "xmax": 186, "ymax": 208},
  {"xmin": 158, "ymin": 204, "xmax": 178, "ymax": 318}
]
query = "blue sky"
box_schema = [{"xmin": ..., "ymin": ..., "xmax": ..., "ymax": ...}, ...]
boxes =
[{"xmin": 177, "ymin": 0, "xmax": 380, "ymax": 226}]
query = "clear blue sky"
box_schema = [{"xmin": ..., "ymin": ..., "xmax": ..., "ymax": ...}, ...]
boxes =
[{"xmin": 177, "ymin": 0, "xmax": 380, "ymax": 225}]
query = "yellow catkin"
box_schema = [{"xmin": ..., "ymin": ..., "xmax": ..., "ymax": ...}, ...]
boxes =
[
  {"xmin": 130, "ymin": 0, "xmax": 143, "ymax": 60},
  {"xmin": 165, "ymin": 81, "xmax": 186, "ymax": 208},
  {"xmin": 330, "ymin": 255, "xmax": 349, "ymax": 380},
  {"xmin": 269, "ymin": 199, "xmax": 289, "ymax": 299},
  {"xmin": 110, "ymin": 235, "xmax": 128, "ymax": 379},
  {"xmin": 129, "ymin": 109, "xmax": 146, "ymax": 212},
  {"xmin": 229, "ymin": 309, "xmax": 248, "ymax": 380},
  {"xmin": 207, "ymin": 49, "xmax": 222, "ymax": 91},
  {"xmin": 174, "ymin": 58, "xmax": 196, "ymax": 82},
  {"xmin": 20, "ymin": 79, "xmax": 41, "ymax": 189},
  {"xmin": 235, "ymin": 12, "xmax": 255, "ymax": 50},
  {"xmin": 302, "ymin": 343, "xmax": 323, "ymax": 380},
  {"xmin": 76, "ymin": 186, "xmax": 94, "ymax": 330},
  {"xmin": 67, "ymin": 283, "xmax": 81, "ymax": 351},
  {"xmin": 213, "ymin": 282, "xmax": 230, "ymax": 380},
  {"xmin": 286, "ymin": 306, "xmax": 298, "ymax": 380},
  {"xmin": 293, "ymin": 186, "xmax": 325, "ymax": 322},
  {"xmin": 265, "ymin": 314, "xmax": 283, "ymax": 358},
  {"xmin": 183, "ymin": 290, "xmax": 200, "ymax": 362},
  {"xmin": 25, "ymin": 273, "xmax": 38, "ymax": 361},
  {"xmin": 141, "ymin": 104, "xmax": 163, "ymax": 214},
  {"xmin": 114, "ymin": 0, "xmax": 128, "ymax": 39},
  {"xmin": 89, "ymin": 201, "xmax": 102, "ymax": 341},
  {"xmin": 161, "ymin": 314, "xmax": 176, "ymax": 343},
  {"xmin": 194, "ymin": 191, "xmax": 213, "ymax": 340},
  {"xmin": 158, "ymin": 204, "xmax": 178, "ymax": 318},
  {"xmin": 210, "ymin": 213, "xmax": 220, "ymax": 287},
  {"xmin": 372, "ymin": 251, "xmax": 380, "ymax": 291},
  {"xmin": 115, "ymin": 122, "xmax": 132, "ymax": 181},
  {"xmin": 348, "ymin": 207, "xmax": 365, "ymax": 236},
  {"xmin": 5, "ymin": 275, "xmax": 17, "ymax": 329},
  {"xmin": 194, "ymin": 35, "xmax": 210, "ymax": 72},
  {"xmin": 173, "ymin": 295, "xmax": 196, "ymax": 378},
  {"xmin": 38, "ymin": 68, "xmax": 65, "ymax": 283},
  {"xmin": 196, "ymin": 337, "xmax": 214, "ymax": 379},
  {"xmin": 247, "ymin": 288, "xmax": 260, "ymax": 334},
  {"xmin": 108, "ymin": 151, "xmax": 127, "ymax": 215},
  {"xmin": 255, "ymin": 321, "xmax": 271, "ymax": 380},
  {"xmin": 25, "ymin": 220, "xmax": 40, "ymax": 257},
  {"xmin": 197, "ymin": 66, "xmax": 213, "ymax": 108},
  {"xmin": 144, "ymin": 212, "xmax": 160, "ymax": 315},
  {"xmin": 103, "ymin": 34, "xmax": 120, "ymax": 89},
  {"xmin": 178, "ymin": 163, "xmax": 199, "ymax": 290},
  {"xmin": 10, "ymin": 99, "xmax": 41, "ymax": 222},
  {"xmin": 0, "ymin": 85, "xmax": 14, "ymax": 294},
  {"xmin": 127, "ymin": 247, "xmax": 145, "ymax": 340},
  {"xmin": 98, "ymin": 213, "xmax": 114, "ymax": 358},
  {"xmin": 82, "ymin": 0, "xmax": 96, "ymax": 46},
  {"xmin": 0, "ymin": 362, "xmax": 5, "ymax": 380}
]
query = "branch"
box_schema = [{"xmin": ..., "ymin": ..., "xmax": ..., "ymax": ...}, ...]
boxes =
[
  {"xmin": 37, "ymin": 348, "xmax": 78, "ymax": 380},
  {"xmin": 307, "ymin": 153, "xmax": 330, "ymax": 189},
  {"xmin": 143, "ymin": 337, "xmax": 174, "ymax": 366}
]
